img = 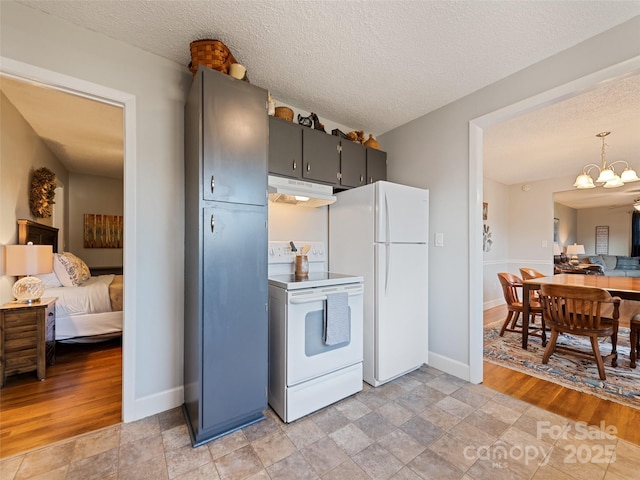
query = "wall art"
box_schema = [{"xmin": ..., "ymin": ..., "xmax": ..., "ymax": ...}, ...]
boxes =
[{"xmin": 83, "ymin": 214, "xmax": 123, "ymax": 248}]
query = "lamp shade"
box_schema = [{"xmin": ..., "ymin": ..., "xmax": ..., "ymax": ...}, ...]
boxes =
[
  {"xmin": 566, "ymin": 244, "xmax": 585, "ymax": 256},
  {"xmin": 553, "ymin": 243, "xmax": 561, "ymax": 256},
  {"xmin": 5, "ymin": 244, "xmax": 53, "ymax": 275}
]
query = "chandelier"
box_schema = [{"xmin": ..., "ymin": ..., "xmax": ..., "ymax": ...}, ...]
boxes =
[{"xmin": 573, "ymin": 131, "xmax": 638, "ymax": 189}]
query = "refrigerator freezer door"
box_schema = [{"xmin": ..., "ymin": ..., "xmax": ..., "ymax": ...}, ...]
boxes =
[
  {"xmin": 374, "ymin": 243, "xmax": 428, "ymax": 383},
  {"xmin": 375, "ymin": 182, "xmax": 429, "ymax": 244}
]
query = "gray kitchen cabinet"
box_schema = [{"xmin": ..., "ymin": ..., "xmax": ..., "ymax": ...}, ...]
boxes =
[
  {"xmin": 268, "ymin": 116, "xmax": 302, "ymax": 178},
  {"xmin": 201, "ymin": 69, "xmax": 268, "ymax": 206},
  {"xmin": 184, "ymin": 66, "xmax": 268, "ymax": 447},
  {"xmin": 339, "ymin": 140, "xmax": 367, "ymax": 188},
  {"xmin": 366, "ymin": 148, "xmax": 387, "ymax": 184},
  {"xmin": 302, "ymin": 127, "xmax": 340, "ymax": 185}
]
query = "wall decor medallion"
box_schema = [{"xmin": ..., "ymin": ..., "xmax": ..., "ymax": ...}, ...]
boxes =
[
  {"xmin": 83, "ymin": 214, "xmax": 124, "ymax": 248},
  {"xmin": 30, "ymin": 167, "xmax": 56, "ymax": 218},
  {"xmin": 483, "ymin": 224, "xmax": 493, "ymax": 252}
]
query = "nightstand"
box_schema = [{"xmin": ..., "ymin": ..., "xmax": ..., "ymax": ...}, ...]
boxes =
[{"xmin": 0, "ymin": 297, "xmax": 56, "ymax": 387}]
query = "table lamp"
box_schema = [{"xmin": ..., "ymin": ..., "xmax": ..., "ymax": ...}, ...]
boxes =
[
  {"xmin": 5, "ymin": 242, "xmax": 53, "ymax": 303},
  {"xmin": 566, "ymin": 243, "xmax": 585, "ymax": 266},
  {"xmin": 553, "ymin": 242, "xmax": 561, "ymax": 256}
]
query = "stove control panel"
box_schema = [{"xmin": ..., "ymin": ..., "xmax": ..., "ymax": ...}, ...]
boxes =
[{"xmin": 268, "ymin": 241, "xmax": 326, "ymax": 265}]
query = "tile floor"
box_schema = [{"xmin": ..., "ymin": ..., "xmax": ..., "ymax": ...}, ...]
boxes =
[{"xmin": 2, "ymin": 365, "xmax": 638, "ymax": 480}]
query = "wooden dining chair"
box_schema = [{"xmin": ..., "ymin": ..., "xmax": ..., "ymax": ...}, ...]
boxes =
[
  {"xmin": 519, "ymin": 268, "xmax": 545, "ymax": 281},
  {"xmin": 497, "ymin": 272, "xmax": 546, "ymax": 345},
  {"xmin": 539, "ymin": 283, "xmax": 619, "ymax": 380},
  {"xmin": 519, "ymin": 267, "xmax": 546, "ymax": 302}
]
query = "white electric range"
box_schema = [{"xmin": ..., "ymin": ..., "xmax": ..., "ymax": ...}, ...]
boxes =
[{"xmin": 267, "ymin": 241, "xmax": 364, "ymax": 423}]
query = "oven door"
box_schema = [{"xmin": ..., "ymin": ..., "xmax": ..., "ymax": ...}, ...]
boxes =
[{"xmin": 286, "ymin": 282, "xmax": 363, "ymax": 386}]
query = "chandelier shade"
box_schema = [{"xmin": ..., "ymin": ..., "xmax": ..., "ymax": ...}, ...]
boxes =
[{"xmin": 573, "ymin": 131, "xmax": 638, "ymax": 189}]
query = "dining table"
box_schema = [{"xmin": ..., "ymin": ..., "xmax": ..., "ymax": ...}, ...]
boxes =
[{"xmin": 521, "ymin": 274, "xmax": 640, "ymax": 349}]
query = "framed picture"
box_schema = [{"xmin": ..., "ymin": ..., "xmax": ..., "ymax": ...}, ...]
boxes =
[
  {"xmin": 595, "ymin": 226, "xmax": 609, "ymax": 255},
  {"xmin": 554, "ymin": 218, "xmax": 559, "ymax": 243},
  {"xmin": 482, "ymin": 202, "xmax": 488, "ymax": 221},
  {"xmin": 83, "ymin": 213, "xmax": 123, "ymax": 248}
]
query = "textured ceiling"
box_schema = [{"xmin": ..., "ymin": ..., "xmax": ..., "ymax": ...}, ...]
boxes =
[
  {"xmin": 16, "ymin": 0, "xmax": 640, "ymax": 135},
  {"xmin": 5, "ymin": 1, "xmax": 640, "ymax": 206}
]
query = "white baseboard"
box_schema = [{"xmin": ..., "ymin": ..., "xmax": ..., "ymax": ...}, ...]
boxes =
[
  {"xmin": 484, "ymin": 298, "xmax": 505, "ymax": 310},
  {"xmin": 130, "ymin": 386, "xmax": 184, "ymax": 422},
  {"xmin": 428, "ymin": 351, "xmax": 476, "ymax": 383}
]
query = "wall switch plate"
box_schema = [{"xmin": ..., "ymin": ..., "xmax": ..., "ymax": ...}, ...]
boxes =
[
  {"xmin": 435, "ymin": 233, "xmax": 444, "ymax": 247},
  {"xmin": 541, "ymin": 240, "xmax": 548, "ymax": 248}
]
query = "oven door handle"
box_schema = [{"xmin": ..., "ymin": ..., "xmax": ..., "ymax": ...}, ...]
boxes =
[{"xmin": 289, "ymin": 291, "xmax": 363, "ymax": 304}]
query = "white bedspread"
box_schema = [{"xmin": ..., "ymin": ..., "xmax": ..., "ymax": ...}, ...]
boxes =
[{"xmin": 44, "ymin": 274, "xmax": 115, "ymax": 316}]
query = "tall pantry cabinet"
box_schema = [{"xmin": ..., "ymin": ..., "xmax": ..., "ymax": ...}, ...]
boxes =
[{"xmin": 183, "ymin": 67, "xmax": 268, "ymax": 446}]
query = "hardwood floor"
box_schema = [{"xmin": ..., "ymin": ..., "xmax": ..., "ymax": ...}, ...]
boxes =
[
  {"xmin": 0, "ymin": 339, "xmax": 122, "ymax": 459},
  {"xmin": 484, "ymin": 304, "xmax": 640, "ymax": 446}
]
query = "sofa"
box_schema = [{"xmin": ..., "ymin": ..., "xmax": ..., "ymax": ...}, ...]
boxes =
[{"xmin": 577, "ymin": 254, "xmax": 640, "ymax": 277}]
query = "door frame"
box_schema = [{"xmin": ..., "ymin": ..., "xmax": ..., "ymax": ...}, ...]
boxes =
[
  {"xmin": 1, "ymin": 56, "xmax": 137, "ymax": 421},
  {"xmin": 468, "ymin": 56, "xmax": 640, "ymax": 384}
]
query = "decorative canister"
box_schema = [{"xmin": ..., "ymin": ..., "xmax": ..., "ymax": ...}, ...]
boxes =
[{"xmin": 364, "ymin": 134, "xmax": 380, "ymax": 149}]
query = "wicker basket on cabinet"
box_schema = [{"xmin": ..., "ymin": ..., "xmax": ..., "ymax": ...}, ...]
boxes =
[{"xmin": 189, "ymin": 39, "xmax": 237, "ymax": 76}]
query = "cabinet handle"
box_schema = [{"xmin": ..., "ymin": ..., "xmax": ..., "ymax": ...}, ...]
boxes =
[
  {"xmin": 211, "ymin": 215, "xmax": 215, "ymax": 233},
  {"xmin": 293, "ymin": 161, "xmax": 297, "ymax": 171},
  {"xmin": 369, "ymin": 177, "xmax": 373, "ymax": 184},
  {"xmin": 211, "ymin": 175, "xmax": 215, "ymax": 193},
  {"xmin": 307, "ymin": 164, "xmax": 311, "ymax": 172},
  {"xmin": 360, "ymin": 175, "xmax": 364, "ymax": 183}
]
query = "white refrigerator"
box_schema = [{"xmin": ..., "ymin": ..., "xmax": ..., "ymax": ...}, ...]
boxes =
[{"xmin": 329, "ymin": 181, "xmax": 429, "ymax": 386}]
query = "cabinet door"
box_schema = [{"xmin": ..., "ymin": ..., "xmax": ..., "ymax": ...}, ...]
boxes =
[
  {"xmin": 366, "ymin": 148, "xmax": 387, "ymax": 184},
  {"xmin": 340, "ymin": 141, "xmax": 366, "ymax": 188},
  {"xmin": 302, "ymin": 128, "xmax": 340, "ymax": 185},
  {"xmin": 269, "ymin": 117, "xmax": 302, "ymax": 178},
  {"xmin": 202, "ymin": 69, "xmax": 268, "ymax": 206},
  {"xmin": 202, "ymin": 203, "xmax": 268, "ymax": 432}
]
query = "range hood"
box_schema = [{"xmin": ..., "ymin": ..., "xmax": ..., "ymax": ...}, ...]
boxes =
[{"xmin": 268, "ymin": 175, "xmax": 336, "ymax": 208}]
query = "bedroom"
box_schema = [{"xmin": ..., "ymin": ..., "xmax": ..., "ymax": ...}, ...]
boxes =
[{"xmin": 0, "ymin": 74, "xmax": 124, "ymax": 444}]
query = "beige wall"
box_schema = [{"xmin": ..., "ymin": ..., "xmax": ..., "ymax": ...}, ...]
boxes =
[
  {"xmin": 380, "ymin": 17, "xmax": 640, "ymax": 377},
  {"xmin": 2, "ymin": 1, "xmax": 188, "ymax": 418},
  {"xmin": 0, "ymin": 91, "xmax": 69, "ymax": 301},
  {"xmin": 68, "ymin": 173, "xmax": 124, "ymax": 268},
  {"xmin": 577, "ymin": 206, "xmax": 631, "ymax": 256}
]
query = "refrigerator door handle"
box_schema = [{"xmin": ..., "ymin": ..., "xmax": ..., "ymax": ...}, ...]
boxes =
[
  {"xmin": 384, "ymin": 193, "xmax": 391, "ymax": 243},
  {"xmin": 385, "ymin": 243, "xmax": 390, "ymax": 295}
]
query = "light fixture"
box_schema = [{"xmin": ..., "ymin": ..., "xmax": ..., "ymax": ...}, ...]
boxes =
[
  {"xmin": 4, "ymin": 242, "xmax": 53, "ymax": 303},
  {"xmin": 573, "ymin": 131, "xmax": 639, "ymax": 189},
  {"xmin": 566, "ymin": 243, "xmax": 585, "ymax": 265}
]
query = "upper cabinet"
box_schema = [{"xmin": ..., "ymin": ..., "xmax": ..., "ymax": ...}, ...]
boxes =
[
  {"xmin": 201, "ymin": 70, "xmax": 268, "ymax": 206},
  {"xmin": 366, "ymin": 148, "xmax": 387, "ymax": 184},
  {"xmin": 268, "ymin": 117, "xmax": 386, "ymax": 188},
  {"xmin": 302, "ymin": 128, "xmax": 340, "ymax": 185},
  {"xmin": 339, "ymin": 140, "xmax": 367, "ymax": 188},
  {"xmin": 269, "ymin": 117, "xmax": 302, "ymax": 178}
]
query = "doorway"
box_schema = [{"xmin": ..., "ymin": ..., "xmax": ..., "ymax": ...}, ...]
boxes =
[
  {"xmin": 470, "ymin": 58, "xmax": 640, "ymax": 384},
  {"xmin": 0, "ymin": 57, "xmax": 137, "ymax": 443}
]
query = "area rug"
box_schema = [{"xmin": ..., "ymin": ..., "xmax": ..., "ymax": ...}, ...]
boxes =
[{"xmin": 484, "ymin": 321, "xmax": 640, "ymax": 409}]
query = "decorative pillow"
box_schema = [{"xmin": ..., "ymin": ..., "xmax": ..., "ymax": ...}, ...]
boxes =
[
  {"xmin": 35, "ymin": 272, "xmax": 63, "ymax": 288},
  {"xmin": 53, "ymin": 252, "xmax": 91, "ymax": 286},
  {"xmin": 615, "ymin": 256, "xmax": 639, "ymax": 270},
  {"xmin": 601, "ymin": 255, "xmax": 618, "ymax": 270},
  {"xmin": 588, "ymin": 255, "xmax": 606, "ymax": 269}
]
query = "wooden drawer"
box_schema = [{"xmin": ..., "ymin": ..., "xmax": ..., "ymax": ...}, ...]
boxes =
[{"xmin": 1, "ymin": 298, "xmax": 57, "ymax": 387}]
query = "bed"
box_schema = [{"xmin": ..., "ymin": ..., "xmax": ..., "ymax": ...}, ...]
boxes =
[{"xmin": 18, "ymin": 219, "xmax": 123, "ymax": 343}]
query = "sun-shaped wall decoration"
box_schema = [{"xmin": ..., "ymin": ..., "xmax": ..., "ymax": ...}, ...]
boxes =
[{"xmin": 30, "ymin": 167, "xmax": 56, "ymax": 218}]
